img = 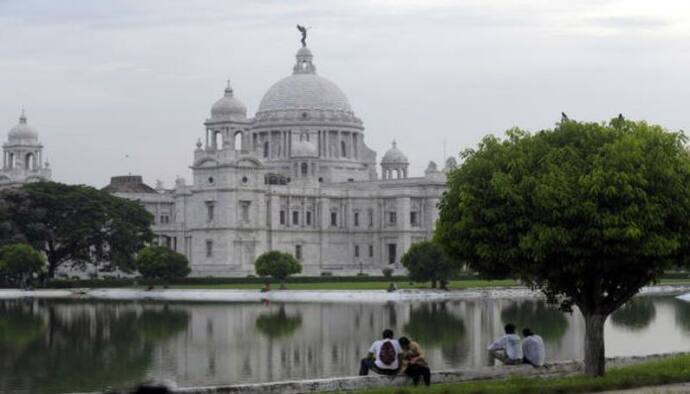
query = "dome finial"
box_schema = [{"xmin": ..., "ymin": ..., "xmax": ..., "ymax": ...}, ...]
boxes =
[
  {"xmin": 224, "ymin": 79, "xmax": 234, "ymax": 96},
  {"xmin": 392, "ymin": 140, "xmax": 397, "ymax": 148},
  {"xmin": 19, "ymin": 108, "xmax": 27, "ymax": 124}
]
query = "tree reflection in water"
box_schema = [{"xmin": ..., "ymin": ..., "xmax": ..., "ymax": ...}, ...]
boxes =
[
  {"xmin": 403, "ymin": 302, "xmax": 466, "ymax": 363},
  {"xmin": 671, "ymin": 298, "xmax": 690, "ymax": 332},
  {"xmin": 610, "ymin": 297, "xmax": 657, "ymax": 331},
  {"xmin": 500, "ymin": 300, "xmax": 568, "ymax": 343},
  {"xmin": 255, "ymin": 305, "xmax": 303, "ymax": 339},
  {"xmin": 0, "ymin": 299, "xmax": 189, "ymax": 394}
]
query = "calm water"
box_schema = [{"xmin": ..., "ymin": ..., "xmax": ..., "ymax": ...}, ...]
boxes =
[{"xmin": 1, "ymin": 295, "xmax": 690, "ymax": 393}]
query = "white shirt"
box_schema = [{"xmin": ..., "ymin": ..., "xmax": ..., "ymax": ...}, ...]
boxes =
[
  {"xmin": 522, "ymin": 335, "xmax": 545, "ymax": 366},
  {"xmin": 369, "ymin": 339, "xmax": 402, "ymax": 370},
  {"xmin": 488, "ymin": 334, "xmax": 523, "ymax": 360}
]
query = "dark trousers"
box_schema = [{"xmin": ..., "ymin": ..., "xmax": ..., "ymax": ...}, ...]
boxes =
[
  {"xmin": 359, "ymin": 358, "xmax": 398, "ymax": 376},
  {"xmin": 405, "ymin": 364, "xmax": 431, "ymax": 386}
]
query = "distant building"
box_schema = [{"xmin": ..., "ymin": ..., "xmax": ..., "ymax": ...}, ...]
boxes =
[
  {"xmin": 0, "ymin": 111, "xmax": 51, "ymax": 187},
  {"xmin": 106, "ymin": 43, "xmax": 450, "ymax": 277}
]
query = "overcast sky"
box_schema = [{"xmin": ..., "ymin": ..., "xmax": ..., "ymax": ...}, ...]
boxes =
[{"xmin": 1, "ymin": 0, "xmax": 690, "ymax": 187}]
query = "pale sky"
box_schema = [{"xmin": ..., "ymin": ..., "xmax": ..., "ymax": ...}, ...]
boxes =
[{"xmin": 1, "ymin": 0, "xmax": 690, "ymax": 187}]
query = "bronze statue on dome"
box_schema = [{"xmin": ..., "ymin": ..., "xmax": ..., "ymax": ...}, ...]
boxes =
[{"xmin": 297, "ymin": 24, "xmax": 309, "ymax": 47}]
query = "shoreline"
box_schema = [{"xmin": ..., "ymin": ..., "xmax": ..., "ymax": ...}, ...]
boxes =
[{"xmin": 1, "ymin": 284, "xmax": 689, "ymax": 303}]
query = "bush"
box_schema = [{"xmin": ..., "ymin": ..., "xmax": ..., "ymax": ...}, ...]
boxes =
[
  {"xmin": 254, "ymin": 251, "xmax": 302, "ymax": 289},
  {"xmin": 320, "ymin": 271, "xmax": 333, "ymax": 277},
  {"xmin": 0, "ymin": 244, "xmax": 45, "ymax": 287},
  {"xmin": 135, "ymin": 246, "xmax": 190, "ymax": 282},
  {"xmin": 356, "ymin": 272, "xmax": 369, "ymax": 277},
  {"xmin": 382, "ymin": 268, "xmax": 394, "ymax": 278}
]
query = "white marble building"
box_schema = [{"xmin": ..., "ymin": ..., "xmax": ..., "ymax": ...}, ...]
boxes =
[
  {"xmin": 0, "ymin": 110, "xmax": 52, "ymax": 187},
  {"xmin": 104, "ymin": 44, "xmax": 448, "ymax": 277}
]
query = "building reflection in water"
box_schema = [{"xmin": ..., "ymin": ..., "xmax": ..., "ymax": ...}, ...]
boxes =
[
  {"xmin": 0, "ymin": 299, "xmax": 189, "ymax": 394},
  {"xmin": 3, "ymin": 295, "xmax": 690, "ymax": 393}
]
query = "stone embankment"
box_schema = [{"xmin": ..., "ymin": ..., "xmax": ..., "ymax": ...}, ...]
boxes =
[
  {"xmin": 1, "ymin": 284, "xmax": 689, "ymax": 303},
  {"xmin": 133, "ymin": 353, "xmax": 686, "ymax": 394}
]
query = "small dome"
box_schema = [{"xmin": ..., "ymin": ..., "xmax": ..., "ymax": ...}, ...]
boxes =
[
  {"xmin": 382, "ymin": 141, "xmax": 408, "ymax": 163},
  {"xmin": 8, "ymin": 111, "xmax": 39, "ymax": 144},
  {"xmin": 291, "ymin": 139, "xmax": 317, "ymax": 157},
  {"xmin": 210, "ymin": 81, "xmax": 247, "ymax": 119},
  {"xmin": 296, "ymin": 46, "xmax": 313, "ymax": 58}
]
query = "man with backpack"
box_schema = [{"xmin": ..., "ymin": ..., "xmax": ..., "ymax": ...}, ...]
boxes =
[{"xmin": 359, "ymin": 329, "xmax": 402, "ymax": 376}]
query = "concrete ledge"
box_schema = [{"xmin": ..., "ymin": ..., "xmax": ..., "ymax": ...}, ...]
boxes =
[{"xmin": 165, "ymin": 352, "xmax": 688, "ymax": 394}]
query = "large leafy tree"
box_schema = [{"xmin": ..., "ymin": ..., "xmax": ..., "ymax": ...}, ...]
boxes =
[
  {"xmin": 0, "ymin": 182, "xmax": 154, "ymax": 277},
  {"xmin": 401, "ymin": 240, "xmax": 460, "ymax": 289},
  {"xmin": 254, "ymin": 251, "xmax": 302, "ymax": 289},
  {"xmin": 435, "ymin": 117, "xmax": 690, "ymax": 376},
  {"xmin": 135, "ymin": 245, "xmax": 190, "ymax": 281}
]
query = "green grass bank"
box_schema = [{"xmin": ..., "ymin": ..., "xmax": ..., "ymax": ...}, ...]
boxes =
[{"xmin": 345, "ymin": 354, "xmax": 690, "ymax": 394}]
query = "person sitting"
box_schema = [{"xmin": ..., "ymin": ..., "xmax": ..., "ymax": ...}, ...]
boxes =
[
  {"xmin": 398, "ymin": 336, "xmax": 431, "ymax": 386},
  {"xmin": 359, "ymin": 329, "xmax": 402, "ymax": 376},
  {"xmin": 521, "ymin": 328, "xmax": 545, "ymax": 367},
  {"xmin": 487, "ymin": 323, "xmax": 523, "ymax": 365}
]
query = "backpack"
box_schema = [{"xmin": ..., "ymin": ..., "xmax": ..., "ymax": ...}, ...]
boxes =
[{"xmin": 379, "ymin": 340, "xmax": 397, "ymax": 366}]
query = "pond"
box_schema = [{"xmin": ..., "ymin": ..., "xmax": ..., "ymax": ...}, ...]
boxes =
[{"xmin": 1, "ymin": 295, "xmax": 690, "ymax": 393}]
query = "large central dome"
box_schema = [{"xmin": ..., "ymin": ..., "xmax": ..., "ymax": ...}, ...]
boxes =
[
  {"xmin": 253, "ymin": 46, "xmax": 360, "ymax": 129},
  {"xmin": 257, "ymin": 73, "xmax": 352, "ymax": 113}
]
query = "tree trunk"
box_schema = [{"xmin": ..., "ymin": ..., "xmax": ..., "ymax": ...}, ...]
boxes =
[
  {"xmin": 431, "ymin": 279, "xmax": 437, "ymax": 289},
  {"xmin": 47, "ymin": 261, "xmax": 57, "ymax": 279},
  {"xmin": 280, "ymin": 279, "xmax": 286, "ymax": 290},
  {"xmin": 583, "ymin": 312, "xmax": 607, "ymax": 376}
]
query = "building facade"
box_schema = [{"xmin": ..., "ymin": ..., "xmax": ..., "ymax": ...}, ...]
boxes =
[
  {"xmin": 105, "ymin": 44, "xmax": 448, "ymax": 276},
  {"xmin": 1, "ymin": 111, "xmax": 51, "ymax": 187}
]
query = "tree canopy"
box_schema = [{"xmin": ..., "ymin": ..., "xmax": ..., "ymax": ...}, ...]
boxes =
[
  {"xmin": 0, "ymin": 182, "xmax": 154, "ymax": 277},
  {"xmin": 401, "ymin": 240, "xmax": 460, "ymax": 289},
  {"xmin": 254, "ymin": 251, "xmax": 302, "ymax": 289},
  {"xmin": 435, "ymin": 117, "xmax": 690, "ymax": 375},
  {"xmin": 135, "ymin": 246, "xmax": 190, "ymax": 281}
]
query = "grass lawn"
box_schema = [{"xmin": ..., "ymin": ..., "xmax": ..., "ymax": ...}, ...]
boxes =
[
  {"xmin": 169, "ymin": 278, "xmax": 690, "ymax": 291},
  {"xmin": 171, "ymin": 279, "xmax": 519, "ymax": 290},
  {"xmin": 345, "ymin": 354, "xmax": 690, "ymax": 394}
]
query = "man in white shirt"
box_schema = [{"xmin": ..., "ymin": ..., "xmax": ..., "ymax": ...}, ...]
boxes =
[
  {"xmin": 359, "ymin": 329, "xmax": 402, "ymax": 376},
  {"xmin": 521, "ymin": 328, "xmax": 545, "ymax": 367},
  {"xmin": 487, "ymin": 323, "xmax": 523, "ymax": 366}
]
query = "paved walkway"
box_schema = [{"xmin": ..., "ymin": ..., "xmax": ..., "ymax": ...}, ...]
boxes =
[{"xmin": 594, "ymin": 383, "xmax": 690, "ymax": 393}]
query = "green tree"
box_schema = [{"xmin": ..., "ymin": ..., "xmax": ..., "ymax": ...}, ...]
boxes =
[
  {"xmin": 0, "ymin": 182, "xmax": 154, "ymax": 278},
  {"xmin": 401, "ymin": 240, "xmax": 460, "ymax": 289},
  {"xmin": 254, "ymin": 251, "xmax": 302, "ymax": 289},
  {"xmin": 435, "ymin": 117, "xmax": 690, "ymax": 376},
  {"xmin": 0, "ymin": 244, "xmax": 45, "ymax": 286},
  {"xmin": 135, "ymin": 246, "xmax": 190, "ymax": 281}
]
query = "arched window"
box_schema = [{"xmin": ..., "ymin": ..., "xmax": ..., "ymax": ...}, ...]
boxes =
[
  {"xmin": 301, "ymin": 162, "xmax": 308, "ymax": 177},
  {"xmin": 341, "ymin": 141, "xmax": 347, "ymax": 158},
  {"xmin": 263, "ymin": 141, "xmax": 269, "ymax": 158},
  {"xmin": 24, "ymin": 153, "xmax": 34, "ymax": 170},
  {"xmin": 234, "ymin": 131, "xmax": 243, "ymax": 151}
]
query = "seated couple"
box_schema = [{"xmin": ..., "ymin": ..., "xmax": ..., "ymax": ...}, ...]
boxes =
[
  {"xmin": 487, "ymin": 323, "xmax": 545, "ymax": 367},
  {"xmin": 359, "ymin": 329, "xmax": 431, "ymax": 386}
]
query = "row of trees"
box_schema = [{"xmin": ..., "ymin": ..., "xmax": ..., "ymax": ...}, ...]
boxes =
[{"xmin": 0, "ymin": 242, "xmax": 191, "ymax": 286}]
